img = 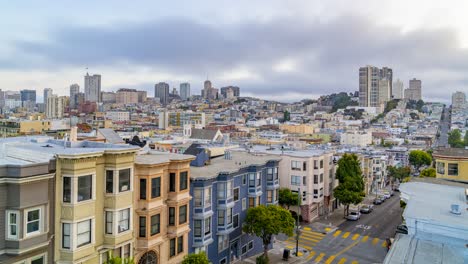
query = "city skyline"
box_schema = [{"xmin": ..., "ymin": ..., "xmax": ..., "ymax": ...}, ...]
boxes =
[{"xmin": 2, "ymin": 1, "xmax": 468, "ymax": 103}]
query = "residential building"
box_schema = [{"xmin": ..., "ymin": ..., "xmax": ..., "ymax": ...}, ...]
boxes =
[
  {"xmin": 340, "ymin": 131, "xmax": 372, "ymax": 147},
  {"xmin": 134, "ymin": 152, "xmax": 195, "ymax": 264},
  {"xmin": 46, "ymin": 95, "xmax": 67, "ymax": 119},
  {"xmin": 106, "ymin": 111, "xmax": 130, "ymax": 122},
  {"xmin": 158, "ymin": 111, "xmax": 206, "ymax": 129},
  {"xmin": 404, "ymin": 78, "xmax": 422, "ymax": 101},
  {"xmin": 358, "ymin": 154, "xmax": 388, "ymax": 193},
  {"xmin": 279, "ymin": 124, "xmax": 315, "ymax": 135},
  {"xmin": 102, "ymin": 92, "xmax": 117, "ymax": 104},
  {"xmin": 434, "ymin": 148, "xmax": 468, "ymax": 183},
  {"xmin": 137, "ymin": 91, "xmax": 147, "ymax": 103},
  {"xmin": 0, "ymin": 119, "xmax": 51, "ymax": 137},
  {"xmin": 116, "ymin": 88, "xmax": 139, "ymax": 104},
  {"xmin": 180, "ymin": 83, "xmax": 191, "ymax": 101},
  {"xmin": 189, "ymin": 151, "xmax": 281, "ymax": 263},
  {"xmin": 155, "ymin": 82, "xmax": 170, "ymax": 105},
  {"xmin": 43, "ymin": 88, "xmax": 53, "ymax": 103},
  {"xmin": 220, "ymin": 86, "xmax": 240, "ymax": 98},
  {"xmin": 69, "ymin": 84, "xmax": 80, "ymax": 109},
  {"xmin": 392, "ymin": 79, "xmax": 404, "ymax": 99},
  {"xmin": 359, "ymin": 66, "xmax": 392, "ymax": 107},
  {"xmin": 378, "ymin": 78, "xmax": 391, "ymax": 106},
  {"xmin": 451, "ymin": 91, "xmax": 466, "ymax": 108},
  {"xmin": 84, "ymin": 73, "xmax": 102, "ymax": 102}
]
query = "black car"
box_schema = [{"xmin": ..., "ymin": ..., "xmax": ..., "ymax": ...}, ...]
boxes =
[{"xmin": 395, "ymin": 224, "xmax": 408, "ymax": 235}]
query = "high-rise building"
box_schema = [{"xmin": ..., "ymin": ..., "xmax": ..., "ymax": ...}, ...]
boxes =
[
  {"xmin": 137, "ymin": 90, "xmax": 147, "ymax": 103},
  {"xmin": 380, "ymin": 67, "xmax": 393, "ymax": 96},
  {"xmin": 220, "ymin": 86, "xmax": 240, "ymax": 98},
  {"xmin": 404, "ymin": 78, "xmax": 422, "ymax": 101},
  {"xmin": 43, "ymin": 88, "xmax": 53, "ymax": 103},
  {"xmin": 378, "ymin": 78, "xmax": 391, "ymax": 106},
  {"xmin": 451, "ymin": 91, "xmax": 466, "ymax": 108},
  {"xmin": 116, "ymin": 88, "xmax": 138, "ymax": 104},
  {"xmin": 102, "ymin": 92, "xmax": 116, "ymax": 104},
  {"xmin": 69, "ymin": 84, "xmax": 80, "ymax": 108},
  {"xmin": 46, "ymin": 95, "xmax": 66, "ymax": 119},
  {"xmin": 359, "ymin": 66, "xmax": 392, "ymax": 107},
  {"xmin": 20, "ymin": 89, "xmax": 36, "ymax": 103},
  {"xmin": 84, "ymin": 73, "xmax": 102, "ymax": 102},
  {"xmin": 155, "ymin": 82, "xmax": 170, "ymax": 105},
  {"xmin": 392, "ymin": 79, "xmax": 404, "ymax": 99},
  {"xmin": 180, "ymin": 82, "xmax": 190, "ymax": 100}
]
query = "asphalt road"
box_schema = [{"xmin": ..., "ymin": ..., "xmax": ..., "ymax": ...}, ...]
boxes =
[{"xmin": 337, "ymin": 193, "xmax": 403, "ymax": 239}]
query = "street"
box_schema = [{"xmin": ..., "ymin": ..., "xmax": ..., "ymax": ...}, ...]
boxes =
[{"xmin": 278, "ymin": 193, "xmax": 403, "ymax": 264}]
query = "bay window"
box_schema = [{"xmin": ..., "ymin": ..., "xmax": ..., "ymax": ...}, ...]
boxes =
[
  {"xmin": 194, "ymin": 220, "xmax": 202, "ymax": 237},
  {"xmin": 151, "ymin": 177, "xmax": 161, "ymax": 198},
  {"xmin": 204, "ymin": 217, "xmax": 211, "ymax": 235},
  {"xmin": 77, "ymin": 175, "xmax": 92, "ymax": 202},
  {"xmin": 6, "ymin": 211, "xmax": 19, "ymax": 239},
  {"xmin": 151, "ymin": 214, "xmax": 160, "ymax": 235},
  {"xmin": 26, "ymin": 207, "xmax": 41, "ymax": 236},
  {"xmin": 139, "ymin": 216, "xmax": 146, "ymax": 238},
  {"xmin": 180, "ymin": 171, "xmax": 188, "ymax": 191},
  {"xmin": 106, "ymin": 171, "xmax": 113, "ymax": 194},
  {"xmin": 77, "ymin": 219, "xmax": 91, "ymax": 247},
  {"xmin": 63, "ymin": 177, "xmax": 71, "ymax": 203},
  {"xmin": 119, "ymin": 169, "xmax": 131, "ymax": 192},
  {"xmin": 179, "ymin": 205, "xmax": 187, "ymax": 224},
  {"xmin": 62, "ymin": 223, "xmax": 71, "ymax": 249},
  {"xmin": 118, "ymin": 208, "xmax": 130, "ymax": 233}
]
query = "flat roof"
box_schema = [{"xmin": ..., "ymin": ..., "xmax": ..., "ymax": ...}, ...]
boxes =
[
  {"xmin": 136, "ymin": 151, "xmax": 194, "ymax": 165},
  {"xmin": 190, "ymin": 151, "xmax": 280, "ymax": 180},
  {"xmin": 251, "ymin": 145, "xmax": 333, "ymax": 158},
  {"xmin": 433, "ymin": 148, "xmax": 468, "ymax": 159}
]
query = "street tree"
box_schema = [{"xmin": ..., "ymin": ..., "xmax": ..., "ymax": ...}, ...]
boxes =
[
  {"xmin": 420, "ymin": 168, "xmax": 436, "ymax": 178},
  {"xmin": 408, "ymin": 150, "xmax": 432, "ymax": 172},
  {"xmin": 387, "ymin": 166, "xmax": 411, "ymax": 183},
  {"xmin": 243, "ymin": 205, "xmax": 295, "ymax": 260},
  {"xmin": 334, "ymin": 154, "xmax": 365, "ymax": 216},
  {"xmin": 278, "ymin": 188, "xmax": 299, "ymax": 210},
  {"xmin": 182, "ymin": 252, "xmax": 210, "ymax": 264},
  {"xmin": 448, "ymin": 129, "xmax": 464, "ymax": 148},
  {"xmin": 336, "ymin": 153, "xmax": 362, "ymax": 183}
]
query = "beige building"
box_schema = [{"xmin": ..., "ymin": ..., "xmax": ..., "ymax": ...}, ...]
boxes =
[
  {"xmin": 279, "ymin": 124, "xmax": 315, "ymax": 135},
  {"xmin": 134, "ymin": 152, "xmax": 194, "ymax": 264},
  {"xmin": 47, "ymin": 95, "xmax": 67, "ymax": 119},
  {"xmin": 340, "ymin": 131, "xmax": 372, "ymax": 147},
  {"xmin": 451, "ymin": 91, "xmax": 466, "ymax": 108},
  {"xmin": 116, "ymin": 89, "xmax": 139, "ymax": 104},
  {"xmin": 404, "ymin": 78, "xmax": 422, "ymax": 101},
  {"xmin": 0, "ymin": 119, "xmax": 51, "ymax": 137}
]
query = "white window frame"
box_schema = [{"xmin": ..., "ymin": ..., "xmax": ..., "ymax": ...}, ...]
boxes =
[
  {"xmin": 242, "ymin": 198, "xmax": 247, "ymax": 211},
  {"xmin": 291, "ymin": 175, "xmax": 301, "ymax": 186},
  {"xmin": 204, "ymin": 187, "xmax": 212, "ymax": 207},
  {"xmin": 24, "ymin": 206, "xmax": 42, "ymax": 238},
  {"xmin": 16, "ymin": 253, "xmax": 47, "ymax": 264},
  {"xmin": 193, "ymin": 188, "xmax": 203, "ymax": 208},
  {"xmin": 62, "ymin": 222, "xmax": 72, "ymax": 250},
  {"xmin": 104, "ymin": 207, "xmax": 133, "ymax": 236},
  {"xmin": 63, "ymin": 173, "xmax": 96, "ymax": 205},
  {"xmin": 76, "ymin": 219, "xmax": 92, "ymax": 248},
  {"xmin": 6, "ymin": 210, "xmax": 20, "ymax": 240},
  {"xmin": 118, "ymin": 168, "xmax": 133, "ymax": 193},
  {"xmin": 104, "ymin": 167, "xmax": 134, "ymax": 195},
  {"xmin": 118, "ymin": 208, "xmax": 131, "ymax": 233}
]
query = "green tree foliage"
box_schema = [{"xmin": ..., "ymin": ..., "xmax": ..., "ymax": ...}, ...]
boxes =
[
  {"xmin": 408, "ymin": 150, "xmax": 432, "ymax": 172},
  {"xmin": 278, "ymin": 188, "xmax": 299, "ymax": 210},
  {"xmin": 283, "ymin": 111, "xmax": 290, "ymax": 122},
  {"xmin": 243, "ymin": 205, "xmax": 295, "ymax": 259},
  {"xmin": 103, "ymin": 251, "xmax": 134, "ymax": 264},
  {"xmin": 409, "ymin": 112, "xmax": 419, "ymax": 120},
  {"xmin": 448, "ymin": 129, "xmax": 464, "ymax": 148},
  {"xmin": 182, "ymin": 252, "xmax": 210, "ymax": 264},
  {"xmin": 388, "ymin": 166, "xmax": 411, "ymax": 183},
  {"xmin": 420, "ymin": 168, "xmax": 436, "ymax": 178},
  {"xmin": 334, "ymin": 154, "xmax": 365, "ymax": 216},
  {"xmin": 384, "ymin": 99, "xmax": 399, "ymax": 114},
  {"xmin": 406, "ymin": 99, "xmax": 425, "ymax": 112}
]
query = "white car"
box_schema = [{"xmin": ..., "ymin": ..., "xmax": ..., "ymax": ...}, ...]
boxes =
[{"xmin": 346, "ymin": 211, "xmax": 361, "ymax": 221}]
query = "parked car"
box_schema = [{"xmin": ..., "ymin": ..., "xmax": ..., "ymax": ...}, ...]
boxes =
[
  {"xmin": 346, "ymin": 211, "xmax": 361, "ymax": 221},
  {"xmin": 395, "ymin": 224, "xmax": 408, "ymax": 235},
  {"xmin": 373, "ymin": 197, "xmax": 383, "ymax": 205},
  {"xmin": 360, "ymin": 204, "xmax": 373, "ymax": 214},
  {"xmin": 381, "ymin": 191, "xmax": 391, "ymax": 199}
]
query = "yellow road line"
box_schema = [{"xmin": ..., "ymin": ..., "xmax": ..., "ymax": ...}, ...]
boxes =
[
  {"xmin": 337, "ymin": 258, "xmax": 347, "ymax": 264},
  {"xmin": 333, "ymin": 230, "xmax": 342, "ymax": 237},
  {"xmin": 381, "ymin": 241, "xmax": 388, "ymax": 248},
  {"xmin": 334, "ymin": 240, "xmax": 360, "ymax": 259},
  {"xmin": 303, "ymin": 227, "xmax": 311, "ymax": 231},
  {"xmin": 298, "ymin": 234, "xmax": 323, "ymax": 241},
  {"xmin": 342, "ymin": 232, "xmax": 351, "ymax": 238},
  {"xmin": 284, "ymin": 240, "xmax": 316, "ymax": 249},
  {"xmin": 351, "ymin": 261, "xmax": 359, "ymax": 264},
  {"xmin": 315, "ymin": 253, "xmax": 326, "ymax": 263},
  {"xmin": 325, "ymin": 255, "xmax": 336, "ymax": 264},
  {"xmin": 361, "ymin": 235, "xmax": 369, "ymax": 242},
  {"xmin": 306, "ymin": 251, "xmax": 316, "ymax": 260},
  {"xmin": 302, "ymin": 231, "xmax": 326, "ymax": 237},
  {"xmin": 351, "ymin": 234, "xmax": 360, "ymax": 241},
  {"xmin": 372, "ymin": 238, "xmax": 379, "ymax": 245}
]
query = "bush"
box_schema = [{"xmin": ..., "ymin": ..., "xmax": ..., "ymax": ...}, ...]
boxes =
[
  {"xmin": 400, "ymin": 200, "xmax": 407, "ymax": 209},
  {"xmin": 256, "ymin": 254, "xmax": 269, "ymax": 264}
]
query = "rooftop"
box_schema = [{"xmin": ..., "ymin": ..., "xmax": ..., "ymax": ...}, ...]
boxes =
[
  {"xmin": 433, "ymin": 147, "xmax": 468, "ymax": 159},
  {"xmin": 251, "ymin": 145, "xmax": 333, "ymax": 158},
  {"xmin": 136, "ymin": 151, "xmax": 194, "ymax": 165},
  {"xmin": 190, "ymin": 151, "xmax": 280, "ymax": 180}
]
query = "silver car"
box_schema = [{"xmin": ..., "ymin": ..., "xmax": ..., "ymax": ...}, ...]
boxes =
[{"xmin": 346, "ymin": 211, "xmax": 361, "ymax": 221}]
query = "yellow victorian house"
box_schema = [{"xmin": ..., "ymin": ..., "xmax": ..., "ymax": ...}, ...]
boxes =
[{"xmin": 434, "ymin": 148, "xmax": 468, "ymax": 183}]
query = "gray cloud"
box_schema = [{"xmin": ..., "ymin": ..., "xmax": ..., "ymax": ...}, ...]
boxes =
[{"xmin": 9, "ymin": 16, "xmax": 468, "ymax": 102}]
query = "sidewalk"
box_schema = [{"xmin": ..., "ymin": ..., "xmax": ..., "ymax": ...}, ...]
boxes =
[{"xmin": 239, "ymin": 241, "xmax": 302, "ymax": 264}]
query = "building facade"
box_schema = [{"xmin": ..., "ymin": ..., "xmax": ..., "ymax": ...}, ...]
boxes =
[
  {"xmin": 340, "ymin": 131, "xmax": 372, "ymax": 147},
  {"xmin": 451, "ymin": 91, "xmax": 466, "ymax": 108},
  {"xmin": 180, "ymin": 83, "xmax": 191, "ymax": 101},
  {"xmin": 158, "ymin": 111, "xmax": 206, "ymax": 129},
  {"xmin": 116, "ymin": 89, "xmax": 139, "ymax": 105},
  {"xmin": 155, "ymin": 83, "xmax": 170, "ymax": 105},
  {"xmin": 434, "ymin": 148, "xmax": 468, "ymax": 183},
  {"xmin": 392, "ymin": 79, "xmax": 404, "ymax": 99},
  {"xmin": 359, "ymin": 66, "xmax": 392, "ymax": 107},
  {"xmin": 220, "ymin": 86, "xmax": 240, "ymax": 98},
  {"xmin": 404, "ymin": 78, "xmax": 422, "ymax": 101},
  {"xmin": 106, "ymin": 111, "xmax": 130, "ymax": 122},
  {"xmin": 69, "ymin": 84, "xmax": 80, "ymax": 109},
  {"xmin": 84, "ymin": 73, "xmax": 102, "ymax": 103},
  {"xmin": 46, "ymin": 96, "xmax": 67, "ymax": 119}
]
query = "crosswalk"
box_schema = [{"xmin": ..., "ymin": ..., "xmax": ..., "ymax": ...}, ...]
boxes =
[{"xmin": 282, "ymin": 228, "xmax": 388, "ymax": 264}]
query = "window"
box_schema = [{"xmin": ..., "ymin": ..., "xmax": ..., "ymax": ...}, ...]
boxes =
[
  {"xmin": 303, "ymin": 176, "xmax": 307, "ymax": 185},
  {"xmin": 291, "ymin": 161, "xmax": 301, "ymax": 170},
  {"xmin": 303, "ymin": 162, "xmax": 307, "ymax": 171},
  {"xmin": 139, "ymin": 216, "xmax": 146, "ymax": 237},
  {"xmin": 256, "ymin": 172, "xmax": 261, "ymax": 186},
  {"xmin": 6, "ymin": 211, "xmax": 19, "ymax": 239},
  {"xmin": 151, "ymin": 214, "xmax": 160, "ymax": 235},
  {"xmin": 314, "ymin": 160, "xmax": 318, "ymax": 169},
  {"xmin": 63, "ymin": 177, "xmax": 71, "ymax": 203},
  {"xmin": 448, "ymin": 163, "xmax": 458, "ymax": 176},
  {"xmin": 26, "ymin": 208, "xmax": 41, "ymax": 236},
  {"xmin": 242, "ymin": 198, "xmax": 247, "ymax": 210},
  {"xmin": 249, "ymin": 197, "xmax": 255, "ymax": 208},
  {"xmin": 320, "ymin": 188, "xmax": 323, "ymax": 197},
  {"xmin": 118, "ymin": 209, "xmax": 130, "ymax": 233},
  {"xmin": 169, "ymin": 173, "xmax": 176, "ymax": 192},
  {"xmin": 123, "ymin": 243, "xmax": 131, "ymax": 258},
  {"xmin": 179, "ymin": 205, "xmax": 187, "ymax": 224},
  {"xmin": 169, "ymin": 207, "xmax": 175, "ymax": 226},
  {"xmin": 242, "ymin": 245, "xmax": 247, "ymax": 254},
  {"xmin": 291, "ymin": 175, "xmax": 301, "ymax": 186},
  {"xmin": 204, "ymin": 217, "xmax": 211, "ymax": 235},
  {"xmin": 31, "ymin": 255, "xmax": 45, "ymax": 264},
  {"xmin": 194, "ymin": 189, "xmax": 202, "ymax": 207},
  {"xmin": 180, "ymin": 171, "xmax": 188, "ymax": 191},
  {"xmin": 437, "ymin": 162, "xmax": 445, "ymax": 174},
  {"xmin": 177, "ymin": 235, "xmax": 184, "ymax": 254},
  {"xmin": 274, "ymin": 168, "xmax": 279, "ymax": 180},
  {"xmin": 248, "ymin": 241, "xmax": 254, "ymax": 250},
  {"xmin": 233, "ymin": 188, "xmax": 239, "ymax": 201},
  {"xmin": 314, "ymin": 175, "xmax": 318, "ymax": 184},
  {"xmin": 151, "ymin": 177, "xmax": 161, "ymax": 198},
  {"xmin": 62, "ymin": 223, "xmax": 71, "ymax": 249},
  {"xmin": 105, "ymin": 211, "xmax": 113, "ymax": 234},
  {"xmin": 119, "ymin": 169, "xmax": 131, "ymax": 192},
  {"xmin": 204, "ymin": 188, "xmax": 211, "ymax": 206},
  {"xmin": 248, "ymin": 173, "xmax": 255, "ymax": 187},
  {"xmin": 227, "ymin": 208, "xmax": 232, "ymax": 224},
  {"xmin": 194, "ymin": 220, "xmax": 202, "ymax": 237},
  {"xmin": 233, "ymin": 214, "xmax": 239, "ymax": 228},
  {"xmin": 218, "ymin": 182, "xmax": 225, "ymax": 199},
  {"xmin": 320, "ymin": 173, "xmax": 323, "ymax": 183},
  {"xmin": 78, "ymin": 175, "xmax": 92, "ymax": 202},
  {"xmin": 313, "ymin": 189, "xmax": 318, "ymax": 198},
  {"xmin": 106, "ymin": 170, "xmax": 113, "ymax": 193},
  {"xmin": 139, "ymin": 178, "xmax": 147, "ymax": 200},
  {"xmin": 242, "ymin": 174, "xmax": 247, "ymax": 185},
  {"xmin": 267, "ymin": 168, "xmax": 273, "ymax": 180},
  {"xmin": 218, "ymin": 210, "xmax": 225, "ymax": 226},
  {"xmin": 320, "ymin": 160, "xmax": 324, "ymax": 168},
  {"xmin": 170, "ymin": 238, "xmax": 176, "ymax": 257},
  {"xmin": 227, "ymin": 181, "xmax": 233, "ymax": 198},
  {"xmin": 220, "ymin": 258, "xmax": 227, "ymax": 264},
  {"xmin": 218, "ymin": 235, "xmax": 229, "ymax": 252},
  {"xmin": 267, "ymin": 190, "xmax": 273, "ymax": 203},
  {"xmin": 77, "ymin": 219, "xmax": 91, "ymax": 247}
]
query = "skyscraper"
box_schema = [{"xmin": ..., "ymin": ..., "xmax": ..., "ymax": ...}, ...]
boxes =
[
  {"xmin": 69, "ymin": 84, "xmax": 80, "ymax": 108},
  {"xmin": 452, "ymin": 91, "xmax": 466, "ymax": 108},
  {"xmin": 404, "ymin": 78, "xmax": 422, "ymax": 101},
  {"xmin": 220, "ymin": 86, "xmax": 240, "ymax": 98},
  {"xmin": 180, "ymin": 83, "xmax": 191, "ymax": 100},
  {"xmin": 46, "ymin": 95, "xmax": 66, "ymax": 119},
  {"xmin": 43, "ymin": 88, "xmax": 53, "ymax": 103},
  {"xmin": 20, "ymin": 89, "xmax": 36, "ymax": 103},
  {"xmin": 201, "ymin": 79, "xmax": 218, "ymax": 100},
  {"xmin": 84, "ymin": 73, "xmax": 101, "ymax": 102},
  {"xmin": 392, "ymin": 79, "xmax": 404, "ymax": 99},
  {"xmin": 359, "ymin": 66, "xmax": 392, "ymax": 107},
  {"xmin": 155, "ymin": 82, "xmax": 170, "ymax": 105}
]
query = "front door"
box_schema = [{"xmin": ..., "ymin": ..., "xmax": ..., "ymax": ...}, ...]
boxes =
[{"xmin": 230, "ymin": 240, "xmax": 239, "ymax": 263}]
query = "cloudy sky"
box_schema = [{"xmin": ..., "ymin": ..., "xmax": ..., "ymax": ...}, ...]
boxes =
[{"xmin": 1, "ymin": 0, "xmax": 468, "ymax": 103}]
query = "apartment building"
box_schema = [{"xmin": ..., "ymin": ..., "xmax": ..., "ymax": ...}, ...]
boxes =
[
  {"xmin": 188, "ymin": 151, "xmax": 281, "ymax": 263},
  {"xmin": 340, "ymin": 131, "xmax": 372, "ymax": 147},
  {"xmin": 0, "ymin": 120, "xmax": 51, "ymax": 137},
  {"xmin": 158, "ymin": 111, "xmax": 206, "ymax": 129},
  {"xmin": 434, "ymin": 148, "xmax": 468, "ymax": 183},
  {"xmin": 133, "ymin": 152, "xmax": 194, "ymax": 264},
  {"xmin": 358, "ymin": 154, "xmax": 388, "ymax": 195}
]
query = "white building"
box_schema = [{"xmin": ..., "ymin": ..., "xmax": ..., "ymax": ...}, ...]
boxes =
[
  {"xmin": 46, "ymin": 95, "xmax": 66, "ymax": 119},
  {"xmin": 392, "ymin": 79, "xmax": 404, "ymax": 99},
  {"xmin": 451, "ymin": 91, "xmax": 466, "ymax": 108},
  {"xmin": 105, "ymin": 111, "xmax": 130, "ymax": 122},
  {"xmin": 340, "ymin": 131, "xmax": 372, "ymax": 147},
  {"xmin": 84, "ymin": 73, "xmax": 101, "ymax": 102}
]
